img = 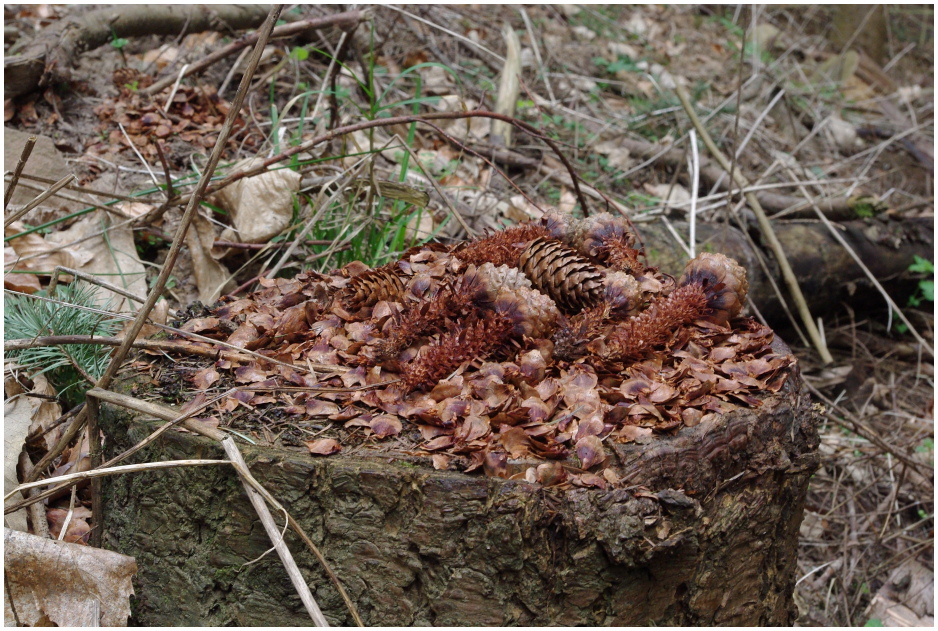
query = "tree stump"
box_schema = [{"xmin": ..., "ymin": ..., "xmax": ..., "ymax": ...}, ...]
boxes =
[{"xmin": 100, "ymin": 344, "xmax": 817, "ymax": 626}]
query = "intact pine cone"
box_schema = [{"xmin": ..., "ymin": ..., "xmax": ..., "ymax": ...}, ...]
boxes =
[
  {"xmin": 519, "ymin": 237, "xmax": 604, "ymax": 312},
  {"xmin": 342, "ymin": 266, "xmax": 405, "ymax": 309},
  {"xmin": 678, "ymin": 252, "xmax": 748, "ymax": 326}
]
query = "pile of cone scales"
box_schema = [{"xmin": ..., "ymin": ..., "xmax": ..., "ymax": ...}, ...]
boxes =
[{"xmin": 172, "ymin": 210, "xmax": 793, "ymax": 482}]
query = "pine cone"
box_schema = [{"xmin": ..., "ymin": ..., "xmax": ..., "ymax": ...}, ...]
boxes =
[
  {"xmin": 679, "ymin": 253, "xmax": 748, "ymax": 325},
  {"xmin": 580, "ymin": 213, "xmax": 644, "ymax": 274},
  {"xmin": 342, "ymin": 267, "xmax": 405, "ymax": 310},
  {"xmin": 471, "ymin": 263, "xmax": 533, "ymax": 294},
  {"xmin": 491, "ymin": 285, "xmax": 560, "ymax": 338},
  {"xmin": 603, "ymin": 271, "xmax": 642, "ymax": 317},
  {"xmin": 519, "ymin": 237, "xmax": 604, "ymax": 312},
  {"xmin": 452, "ymin": 223, "xmax": 551, "ymax": 268}
]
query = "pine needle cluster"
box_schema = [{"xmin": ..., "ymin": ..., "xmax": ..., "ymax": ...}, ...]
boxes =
[{"xmin": 5, "ymin": 282, "xmax": 121, "ymax": 404}]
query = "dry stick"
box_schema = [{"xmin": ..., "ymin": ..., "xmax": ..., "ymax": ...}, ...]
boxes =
[
  {"xmin": 48, "ymin": 266, "xmax": 146, "ymax": 305},
  {"xmin": 267, "ymin": 160, "xmax": 370, "ymax": 278},
  {"xmin": 6, "ymin": 459, "xmax": 232, "ymax": 502},
  {"xmin": 4, "ymin": 135, "xmax": 37, "ymax": 209},
  {"xmin": 118, "ymin": 122, "xmax": 160, "ymax": 191},
  {"xmin": 154, "ymin": 142, "xmax": 176, "ymax": 200},
  {"xmin": 419, "ymin": 121, "xmax": 545, "ymax": 224},
  {"xmin": 84, "ymin": 388, "xmax": 362, "ymax": 627},
  {"xmin": 221, "ymin": 439, "xmax": 329, "ymax": 626},
  {"xmin": 782, "ymin": 166, "xmax": 933, "ymax": 358},
  {"xmin": 383, "ymin": 133, "xmax": 477, "ymax": 236},
  {"xmin": 141, "ymin": 11, "xmax": 364, "ymax": 96},
  {"xmin": 805, "ymin": 382, "xmax": 932, "ymax": 478},
  {"xmin": 518, "ymin": 7, "xmax": 555, "ymax": 103},
  {"xmin": 218, "ymin": 47, "xmax": 251, "ymax": 97},
  {"xmin": 98, "ymin": 389, "xmax": 238, "ymax": 471},
  {"xmin": 17, "ymin": 452, "xmax": 51, "ymax": 540},
  {"xmin": 7, "ymin": 178, "xmax": 138, "ymax": 221},
  {"xmin": 21, "ymin": 410, "xmax": 86, "ymax": 484},
  {"xmin": 4, "ymin": 174, "xmax": 76, "ymax": 228},
  {"xmin": 81, "ymin": 1, "xmax": 282, "ymax": 550},
  {"xmin": 5, "ymin": 334, "xmax": 252, "ymax": 361},
  {"xmin": 8, "ymin": 172, "xmax": 147, "ymax": 204},
  {"xmin": 674, "ymin": 83, "xmax": 834, "ymax": 365},
  {"xmin": 25, "ymin": 402, "xmax": 84, "ymax": 444}
]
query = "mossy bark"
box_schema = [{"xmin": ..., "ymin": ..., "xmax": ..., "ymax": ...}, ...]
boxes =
[{"xmin": 100, "ymin": 365, "xmax": 817, "ymax": 626}]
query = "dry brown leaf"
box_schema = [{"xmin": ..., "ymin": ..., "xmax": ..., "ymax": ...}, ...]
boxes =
[
  {"xmin": 186, "ymin": 208, "xmax": 231, "ymax": 303},
  {"xmin": 370, "ymin": 415, "xmax": 402, "ymax": 438},
  {"xmin": 192, "ymin": 367, "xmax": 220, "ymax": 390},
  {"xmin": 575, "ymin": 435, "xmax": 605, "ymax": 470},
  {"xmin": 618, "ymin": 425, "xmax": 654, "ymax": 444},
  {"xmin": 499, "ymin": 426, "xmax": 531, "ymax": 458},
  {"xmin": 305, "ymin": 438, "xmax": 341, "ymax": 456},
  {"xmin": 46, "ymin": 508, "xmax": 92, "ymax": 544},
  {"xmin": 535, "ymin": 461, "xmax": 567, "ymax": 486},
  {"xmin": 4, "ymin": 527, "xmax": 136, "ymax": 626}
]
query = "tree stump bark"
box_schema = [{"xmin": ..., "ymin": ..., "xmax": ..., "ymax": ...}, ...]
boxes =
[{"xmin": 100, "ymin": 339, "xmax": 818, "ymax": 626}]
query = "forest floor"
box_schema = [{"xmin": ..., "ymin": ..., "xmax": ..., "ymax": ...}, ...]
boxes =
[{"xmin": 4, "ymin": 4, "xmax": 934, "ymax": 627}]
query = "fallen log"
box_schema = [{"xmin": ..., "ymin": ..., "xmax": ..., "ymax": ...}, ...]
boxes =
[
  {"xmin": 5, "ymin": 5, "xmax": 279, "ymax": 99},
  {"xmin": 635, "ymin": 216, "xmax": 933, "ymax": 326}
]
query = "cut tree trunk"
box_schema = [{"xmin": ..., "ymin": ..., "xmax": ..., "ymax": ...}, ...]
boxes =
[{"xmin": 99, "ymin": 339, "xmax": 818, "ymax": 626}]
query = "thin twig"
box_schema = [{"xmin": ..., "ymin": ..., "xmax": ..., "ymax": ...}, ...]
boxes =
[
  {"xmin": 687, "ymin": 129, "xmax": 699, "ymax": 257},
  {"xmin": 4, "ymin": 135, "xmax": 37, "ymax": 210},
  {"xmin": 518, "ymin": 7, "xmax": 555, "ymax": 103},
  {"xmin": 6, "ymin": 459, "xmax": 232, "ymax": 502},
  {"xmin": 782, "ymin": 165, "xmax": 933, "ymax": 358},
  {"xmin": 171, "ymin": 110, "xmax": 590, "ymax": 216},
  {"xmin": 222, "ymin": 438, "xmax": 330, "ymax": 626},
  {"xmin": 805, "ymin": 382, "xmax": 933, "ymax": 477},
  {"xmin": 6, "ymin": 172, "xmax": 147, "ymax": 204},
  {"xmin": 117, "ymin": 122, "xmax": 161, "ymax": 191},
  {"xmin": 675, "ymin": 82, "xmax": 834, "ymax": 364},
  {"xmin": 24, "ymin": 402, "xmax": 84, "ymax": 444},
  {"xmin": 21, "ymin": 410, "xmax": 86, "ymax": 484},
  {"xmin": 4, "ymin": 174, "xmax": 76, "ymax": 228},
  {"xmin": 163, "ymin": 63, "xmax": 189, "ymax": 111},
  {"xmin": 48, "ymin": 266, "xmax": 147, "ymax": 306},
  {"xmin": 154, "ymin": 142, "xmax": 176, "ymax": 200},
  {"xmin": 2, "ymin": 290, "xmax": 346, "ymax": 374}
]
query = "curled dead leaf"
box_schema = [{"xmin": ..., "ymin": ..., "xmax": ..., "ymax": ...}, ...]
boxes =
[
  {"xmin": 370, "ymin": 415, "xmax": 402, "ymax": 438},
  {"xmin": 575, "ymin": 435, "xmax": 605, "ymax": 470},
  {"xmin": 305, "ymin": 438, "xmax": 341, "ymax": 456}
]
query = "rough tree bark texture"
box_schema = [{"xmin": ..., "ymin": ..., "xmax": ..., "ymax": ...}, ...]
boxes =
[{"xmin": 100, "ymin": 344, "xmax": 818, "ymax": 626}]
